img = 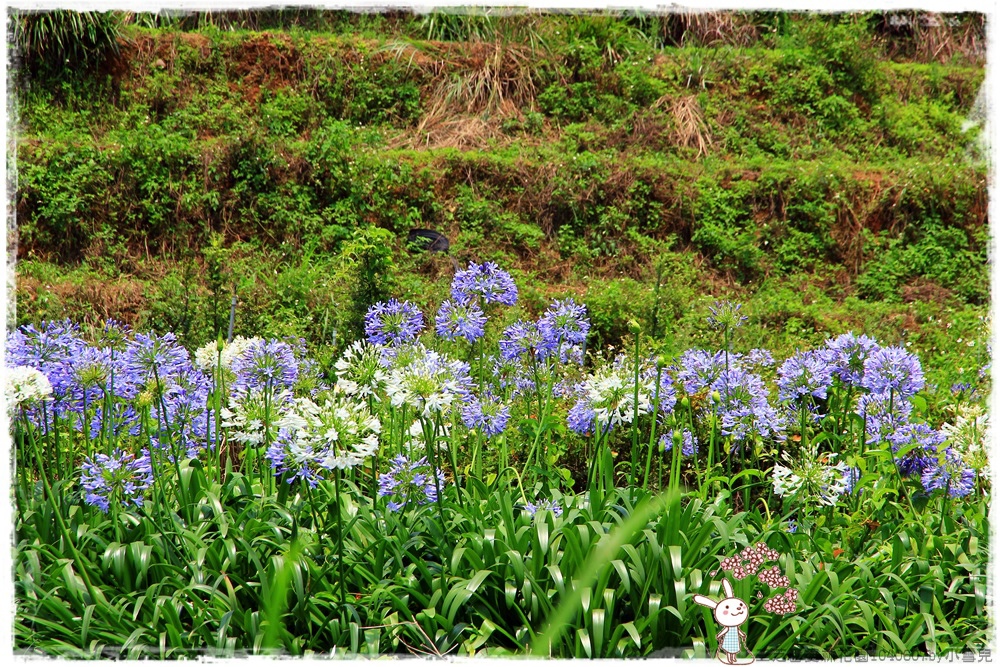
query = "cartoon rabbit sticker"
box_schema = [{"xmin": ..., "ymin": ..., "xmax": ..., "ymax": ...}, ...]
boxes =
[{"xmin": 694, "ymin": 578, "xmax": 755, "ymax": 665}]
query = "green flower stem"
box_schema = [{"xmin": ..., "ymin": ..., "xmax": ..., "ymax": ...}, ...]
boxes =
[
  {"xmin": 334, "ymin": 470, "xmax": 347, "ymax": 604},
  {"xmin": 629, "ymin": 333, "xmax": 641, "ymax": 488},
  {"xmin": 642, "ymin": 365, "xmax": 663, "ymax": 490}
]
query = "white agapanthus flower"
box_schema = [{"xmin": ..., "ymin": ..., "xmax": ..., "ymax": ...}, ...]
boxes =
[
  {"xmin": 942, "ymin": 403, "xmax": 990, "ymax": 481},
  {"xmin": 771, "ymin": 446, "xmax": 849, "ymax": 506},
  {"xmin": 334, "ymin": 340, "xmax": 389, "ymax": 400},
  {"xmin": 276, "ymin": 395, "xmax": 381, "ymax": 470},
  {"xmin": 221, "ymin": 388, "xmax": 293, "ymax": 446},
  {"xmin": 6, "ymin": 366, "xmax": 53, "ymax": 411},
  {"xmin": 195, "ymin": 336, "xmax": 263, "ymax": 372},
  {"xmin": 384, "ymin": 345, "xmax": 473, "ymax": 418},
  {"xmin": 584, "ymin": 362, "xmax": 653, "ymax": 432}
]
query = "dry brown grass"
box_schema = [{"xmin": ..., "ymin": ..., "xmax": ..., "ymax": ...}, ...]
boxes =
[
  {"xmin": 659, "ymin": 94, "xmax": 712, "ymax": 157},
  {"xmin": 673, "ymin": 11, "xmax": 760, "ymax": 48}
]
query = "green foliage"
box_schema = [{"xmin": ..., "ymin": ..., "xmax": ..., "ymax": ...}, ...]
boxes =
[
  {"xmin": 856, "ymin": 221, "xmax": 988, "ymax": 305},
  {"xmin": 339, "ymin": 227, "xmax": 398, "ymax": 344},
  {"xmin": 11, "ymin": 10, "xmax": 122, "ymax": 71}
]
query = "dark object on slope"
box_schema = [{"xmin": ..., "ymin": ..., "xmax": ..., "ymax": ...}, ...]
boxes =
[{"xmin": 407, "ymin": 229, "xmax": 450, "ymax": 253}]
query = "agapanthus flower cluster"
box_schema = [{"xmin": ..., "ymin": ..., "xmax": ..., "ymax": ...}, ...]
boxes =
[
  {"xmin": 499, "ymin": 299, "xmax": 590, "ymax": 366},
  {"xmin": 942, "ymin": 404, "xmax": 990, "ymax": 481},
  {"xmin": 718, "ymin": 543, "xmax": 779, "ymax": 581},
  {"xmin": 451, "ymin": 261, "xmax": 518, "ymax": 306},
  {"xmin": 757, "ymin": 566, "xmax": 790, "ymax": 588},
  {"xmin": 841, "ymin": 466, "xmax": 862, "ymax": 494},
  {"xmin": 707, "ymin": 300, "xmax": 748, "ymax": 331},
  {"xmin": 537, "ymin": 298, "xmax": 590, "ymax": 348},
  {"xmin": 365, "ymin": 299, "xmax": 425, "ymax": 347},
  {"xmin": 777, "ymin": 349, "xmax": 835, "ymax": 405},
  {"xmin": 857, "ymin": 391, "xmax": 913, "ymax": 446},
  {"xmin": 763, "ymin": 589, "xmax": 798, "ymax": 615},
  {"xmin": 710, "ymin": 368, "xmax": 784, "ymax": 443},
  {"xmin": 771, "ymin": 446, "xmax": 849, "ymax": 506},
  {"xmin": 221, "ymin": 389, "xmax": 294, "ymax": 447},
  {"xmin": 385, "ymin": 345, "xmax": 473, "ymax": 417},
  {"xmin": 229, "ymin": 339, "xmax": 305, "ymax": 396},
  {"xmin": 125, "ymin": 332, "xmax": 192, "ymax": 385},
  {"xmin": 80, "ymin": 448, "xmax": 154, "ymax": 513},
  {"xmin": 921, "ymin": 448, "xmax": 976, "ymax": 498},
  {"xmin": 499, "ymin": 321, "xmax": 547, "ymax": 363},
  {"xmin": 378, "ymin": 455, "xmax": 446, "ymax": 511},
  {"xmin": 861, "ymin": 346, "xmax": 924, "ymax": 399},
  {"xmin": 268, "ymin": 395, "xmax": 381, "ymax": 480},
  {"xmin": 6, "ymin": 366, "xmax": 53, "ymax": 412},
  {"xmin": 194, "ymin": 336, "xmax": 262, "ymax": 373},
  {"xmin": 676, "ymin": 349, "xmax": 733, "ymax": 395},
  {"xmin": 335, "ymin": 340, "xmax": 389, "ymax": 400},
  {"xmin": 524, "ymin": 498, "xmax": 563, "ymax": 517},
  {"xmin": 435, "ymin": 299, "xmax": 487, "ymax": 343},
  {"xmin": 6, "ymin": 320, "xmax": 85, "ymax": 406},
  {"xmin": 461, "ymin": 393, "xmax": 511, "ymax": 437},
  {"xmin": 887, "ymin": 422, "xmax": 946, "ymax": 477},
  {"xmin": 567, "ymin": 356, "xmax": 653, "ymax": 435},
  {"xmin": 825, "ymin": 332, "xmax": 880, "ymax": 386}
]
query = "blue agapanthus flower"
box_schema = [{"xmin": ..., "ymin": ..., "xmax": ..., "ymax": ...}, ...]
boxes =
[
  {"xmin": 857, "ymin": 390, "xmax": 913, "ymax": 446},
  {"xmin": 524, "ymin": 498, "xmax": 563, "ymax": 518},
  {"xmin": 861, "ymin": 346, "xmax": 924, "ymax": 399},
  {"xmin": 777, "ymin": 349, "xmax": 835, "ymax": 404},
  {"xmin": 499, "ymin": 321, "xmax": 551, "ymax": 362},
  {"xmin": 230, "ymin": 339, "xmax": 300, "ymax": 395},
  {"xmin": 124, "ymin": 332, "xmax": 192, "ymax": 384},
  {"xmin": 921, "ymin": 448, "xmax": 976, "ymax": 498},
  {"xmin": 707, "ymin": 300, "xmax": 748, "ymax": 331},
  {"xmin": 80, "ymin": 448, "xmax": 154, "ymax": 513},
  {"xmin": 537, "ymin": 298, "xmax": 590, "ymax": 348},
  {"xmin": 435, "ymin": 299, "xmax": 487, "ymax": 343},
  {"xmin": 710, "ymin": 367, "xmax": 785, "ymax": 443},
  {"xmin": 825, "ymin": 332, "xmax": 880, "ymax": 386},
  {"xmin": 378, "ymin": 455, "xmax": 446, "ymax": 511},
  {"xmin": 365, "ymin": 299, "xmax": 425, "ymax": 347},
  {"xmin": 461, "ymin": 393, "xmax": 511, "ymax": 437},
  {"xmin": 888, "ymin": 421, "xmax": 946, "ymax": 477},
  {"xmin": 451, "ymin": 262, "xmax": 518, "ymax": 306},
  {"xmin": 677, "ymin": 349, "xmax": 735, "ymax": 395},
  {"xmin": 842, "ymin": 466, "xmax": 862, "ymax": 494}
]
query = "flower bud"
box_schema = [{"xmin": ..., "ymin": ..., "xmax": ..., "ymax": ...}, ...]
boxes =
[
  {"xmin": 656, "ymin": 355, "xmax": 669, "ymax": 369},
  {"xmin": 217, "ymin": 333, "xmax": 226, "ymax": 352},
  {"xmin": 711, "ymin": 390, "xmax": 721, "ymax": 404},
  {"xmin": 672, "ymin": 430, "xmax": 683, "ymax": 448},
  {"xmin": 628, "ymin": 319, "xmax": 642, "ymax": 335},
  {"xmin": 681, "ymin": 396, "xmax": 691, "ymax": 410},
  {"xmin": 822, "ymin": 414, "xmax": 837, "ymax": 430}
]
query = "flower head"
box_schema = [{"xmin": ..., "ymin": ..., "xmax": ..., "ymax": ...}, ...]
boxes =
[
  {"xmin": 461, "ymin": 393, "xmax": 511, "ymax": 438},
  {"xmin": 537, "ymin": 298, "xmax": 590, "ymax": 348},
  {"xmin": 862, "ymin": 346, "xmax": 924, "ymax": 399},
  {"xmin": 921, "ymin": 448, "xmax": 976, "ymax": 498},
  {"xmin": 435, "ymin": 299, "xmax": 487, "ymax": 343},
  {"xmin": 365, "ymin": 299, "xmax": 425, "ymax": 347},
  {"xmin": 378, "ymin": 455, "xmax": 446, "ymax": 511},
  {"xmin": 711, "ymin": 368, "xmax": 784, "ymax": 442},
  {"xmin": 771, "ymin": 446, "xmax": 849, "ymax": 506},
  {"xmin": 777, "ymin": 349, "xmax": 835, "ymax": 404},
  {"xmin": 335, "ymin": 340, "xmax": 389, "ymax": 400},
  {"xmin": 385, "ymin": 345, "xmax": 473, "ymax": 417},
  {"xmin": 825, "ymin": 332, "xmax": 880, "ymax": 386},
  {"xmin": 707, "ymin": 301, "xmax": 748, "ymax": 331},
  {"xmin": 6, "ymin": 366, "xmax": 53, "ymax": 412},
  {"xmin": 80, "ymin": 449, "xmax": 154, "ymax": 513},
  {"xmin": 230, "ymin": 339, "xmax": 301, "ymax": 395},
  {"xmin": 451, "ymin": 262, "xmax": 518, "ymax": 306},
  {"xmin": 524, "ymin": 498, "xmax": 563, "ymax": 518}
]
